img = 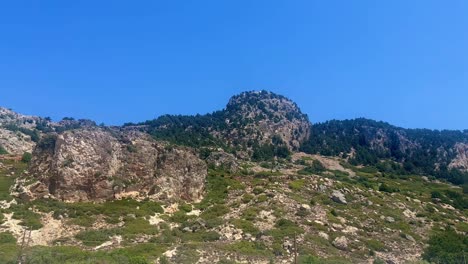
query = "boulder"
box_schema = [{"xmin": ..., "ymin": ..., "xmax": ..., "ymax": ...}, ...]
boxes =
[
  {"xmin": 331, "ymin": 190, "xmax": 347, "ymax": 204},
  {"xmin": 332, "ymin": 236, "xmax": 348, "ymax": 251}
]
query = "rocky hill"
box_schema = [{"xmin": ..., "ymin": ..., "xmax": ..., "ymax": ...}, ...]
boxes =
[
  {"xmin": 0, "ymin": 91, "xmax": 466, "ymax": 264},
  {"xmin": 134, "ymin": 91, "xmax": 311, "ymax": 158},
  {"xmin": 300, "ymin": 118, "xmax": 468, "ymax": 185}
]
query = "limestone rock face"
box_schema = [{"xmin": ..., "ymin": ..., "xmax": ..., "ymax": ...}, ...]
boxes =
[{"xmin": 26, "ymin": 128, "xmax": 207, "ymax": 202}]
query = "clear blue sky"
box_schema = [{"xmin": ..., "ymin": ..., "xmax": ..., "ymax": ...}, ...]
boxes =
[{"xmin": 1, "ymin": 1, "xmax": 467, "ymax": 130}]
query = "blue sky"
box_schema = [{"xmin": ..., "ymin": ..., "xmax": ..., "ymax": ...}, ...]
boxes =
[{"xmin": 1, "ymin": 1, "xmax": 467, "ymax": 130}]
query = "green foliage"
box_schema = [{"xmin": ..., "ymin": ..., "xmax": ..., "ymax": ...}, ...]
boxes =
[
  {"xmin": 181, "ymin": 230, "xmax": 220, "ymax": 242},
  {"xmin": 300, "ymin": 118, "xmax": 468, "ymax": 185},
  {"xmin": 75, "ymin": 229, "xmax": 114, "ymax": 247},
  {"xmin": 253, "ymin": 187, "xmax": 264, "ymax": 195},
  {"xmin": 298, "ymin": 255, "xmax": 351, "ymax": 264},
  {"xmin": 170, "ymin": 211, "xmax": 194, "ymax": 223},
  {"xmin": 298, "ymin": 160, "xmax": 326, "ymax": 175},
  {"xmin": 179, "ymin": 203, "xmax": 192, "ymax": 213},
  {"xmin": 9, "ymin": 204, "xmax": 43, "ymax": 229},
  {"xmin": 231, "ymin": 219, "xmax": 260, "ymax": 236},
  {"xmin": 268, "ymin": 219, "xmax": 303, "ymax": 241},
  {"xmin": 21, "ymin": 152, "xmax": 33, "ymax": 163},
  {"xmin": 365, "ymin": 239, "xmax": 385, "ymax": 252},
  {"xmin": 241, "ymin": 194, "xmax": 254, "ymax": 203},
  {"xmin": 20, "ymin": 244, "xmax": 164, "ymax": 264},
  {"xmin": 132, "ymin": 112, "xmax": 227, "ymax": 149},
  {"xmin": 422, "ymin": 227, "xmax": 468, "ymax": 263},
  {"xmin": 431, "ymin": 190, "xmax": 442, "ymax": 199},
  {"xmin": 256, "ymin": 194, "xmax": 268, "ymax": 203},
  {"xmin": 254, "ymin": 170, "xmax": 282, "ymax": 178},
  {"xmin": 198, "ymin": 171, "xmax": 232, "ymax": 208},
  {"xmin": 171, "ymin": 244, "xmax": 200, "ymax": 264},
  {"xmin": 3, "ymin": 124, "xmax": 40, "ymax": 142},
  {"xmin": 0, "ymin": 232, "xmax": 16, "ymax": 244},
  {"xmin": 289, "ymin": 179, "xmax": 306, "ymax": 191},
  {"xmin": 200, "ymin": 204, "xmax": 229, "ymax": 220},
  {"xmin": 378, "ymin": 183, "xmax": 399, "ymax": 193},
  {"xmin": 252, "ymin": 142, "xmax": 290, "ymax": 162},
  {"xmin": 37, "ymin": 135, "xmax": 57, "ymax": 150},
  {"xmin": 0, "ymin": 145, "xmax": 8, "ymax": 154},
  {"xmin": 224, "ymin": 241, "xmax": 272, "ymax": 257},
  {"xmin": 0, "ymin": 175, "xmax": 15, "ymax": 201},
  {"xmin": 242, "ymin": 207, "xmax": 261, "ymax": 221}
]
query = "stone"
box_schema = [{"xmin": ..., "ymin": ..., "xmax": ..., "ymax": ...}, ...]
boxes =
[
  {"xmin": 385, "ymin": 216, "xmax": 395, "ymax": 223},
  {"xmin": 342, "ymin": 226, "xmax": 358, "ymax": 235},
  {"xmin": 404, "ymin": 234, "xmax": 415, "ymax": 242},
  {"xmin": 332, "ymin": 236, "xmax": 348, "ymax": 251},
  {"xmin": 331, "ymin": 190, "xmax": 347, "ymax": 204},
  {"xmin": 318, "ymin": 232, "xmax": 329, "ymax": 240}
]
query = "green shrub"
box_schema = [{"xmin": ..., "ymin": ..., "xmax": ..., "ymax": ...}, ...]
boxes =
[
  {"xmin": 242, "ymin": 207, "xmax": 260, "ymax": 221},
  {"xmin": 0, "ymin": 145, "xmax": 8, "ymax": 154},
  {"xmin": 170, "ymin": 211, "xmax": 194, "ymax": 223},
  {"xmin": 0, "ymin": 232, "xmax": 16, "ymax": 244},
  {"xmin": 365, "ymin": 239, "xmax": 385, "ymax": 252},
  {"xmin": 75, "ymin": 229, "xmax": 115, "ymax": 247},
  {"xmin": 379, "ymin": 183, "xmax": 399, "ymax": 193},
  {"xmin": 289, "ymin": 179, "xmax": 306, "ymax": 191},
  {"xmin": 231, "ymin": 219, "xmax": 260, "ymax": 236},
  {"xmin": 298, "ymin": 160, "xmax": 326, "ymax": 175},
  {"xmin": 21, "ymin": 152, "xmax": 33, "ymax": 163},
  {"xmin": 201, "ymin": 204, "xmax": 229, "ymax": 220},
  {"xmin": 422, "ymin": 227, "xmax": 468, "ymax": 263},
  {"xmin": 253, "ymin": 187, "xmax": 264, "ymax": 195},
  {"xmin": 268, "ymin": 219, "xmax": 303, "ymax": 241},
  {"xmin": 256, "ymin": 194, "xmax": 268, "ymax": 203},
  {"xmin": 179, "ymin": 203, "xmax": 192, "ymax": 212},
  {"xmin": 224, "ymin": 241, "xmax": 272, "ymax": 256},
  {"xmin": 9, "ymin": 204, "xmax": 43, "ymax": 230},
  {"xmin": 242, "ymin": 194, "xmax": 254, "ymax": 203}
]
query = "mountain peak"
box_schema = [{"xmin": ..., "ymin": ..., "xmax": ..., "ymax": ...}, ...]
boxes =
[{"xmin": 224, "ymin": 90, "xmax": 311, "ymax": 150}]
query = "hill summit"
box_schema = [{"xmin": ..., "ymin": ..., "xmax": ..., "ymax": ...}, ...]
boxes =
[{"xmin": 138, "ymin": 90, "xmax": 311, "ymax": 158}]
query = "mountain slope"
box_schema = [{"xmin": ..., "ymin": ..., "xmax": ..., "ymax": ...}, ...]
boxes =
[
  {"xmin": 0, "ymin": 91, "xmax": 466, "ymax": 264},
  {"xmin": 300, "ymin": 118, "xmax": 468, "ymax": 185}
]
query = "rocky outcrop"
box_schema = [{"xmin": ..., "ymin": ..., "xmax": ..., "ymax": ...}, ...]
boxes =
[
  {"xmin": 223, "ymin": 91, "xmax": 311, "ymax": 150},
  {"xmin": 0, "ymin": 107, "xmax": 49, "ymax": 130},
  {"xmin": 449, "ymin": 143, "xmax": 468, "ymax": 171},
  {"xmin": 0, "ymin": 128, "xmax": 36, "ymax": 155},
  {"xmin": 0, "ymin": 107, "xmax": 51, "ymax": 155},
  {"xmin": 331, "ymin": 190, "xmax": 347, "ymax": 204},
  {"xmin": 22, "ymin": 128, "xmax": 207, "ymax": 202},
  {"xmin": 332, "ymin": 236, "xmax": 348, "ymax": 251},
  {"xmin": 206, "ymin": 151, "xmax": 239, "ymax": 173}
]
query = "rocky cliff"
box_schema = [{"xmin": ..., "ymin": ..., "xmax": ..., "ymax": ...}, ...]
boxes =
[{"xmin": 21, "ymin": 128, "xmax": 206, "ymax": 202}]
